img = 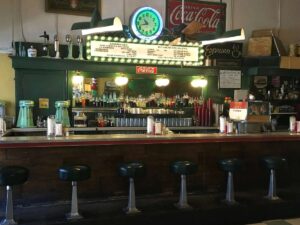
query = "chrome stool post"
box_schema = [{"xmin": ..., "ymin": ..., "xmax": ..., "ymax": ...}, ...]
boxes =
[
  {"xmin": 171, "ymin": 161, "xmax": 198, "ymax": 209},
  {"xmin": 178, "ymin": 174, "xmax": 189, "ymax": 209},
  {"xmin": 0, "ymin": 186, "xmax": 17, "ymax": 225},
  {"xmin": 66, "ymin": 181, "xmax": 82, "ymax": 220},
  {"xmin": 0, "ymin": 166, "xmax": 29, "ymax": 225},
  {"xmin": 118, "ymin": 162, "xmax": 145, "ymax": 214},
  {"xmin": 262, "ymin": 156, "xmax": 286, "ymax": 201},
  {"xmin": 126, "ymin": 178, "xmax": 139, "ymax": 214},
  {"xmin": 266, "ymin": 169, "xmax": 279, "ymax": 200},
  {"xmin": 225, "ymin": 171, "xmax": 235, "ymax": 203},
  {"xmin": 58, "ymin": 165, "xmax": 91, "ymax": 220},
  {"xmin": 218, "ymin": 158, "xmax": 242, "ymax": 205}
]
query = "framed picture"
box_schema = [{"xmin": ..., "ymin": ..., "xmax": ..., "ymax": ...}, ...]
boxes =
[
  {"xmin": 45, "ymin": 0, "xmax": 99, "ymax": 16},
  {"xmin": 165, "ymin": 0, "xmax": 226, "ymax": 33}
]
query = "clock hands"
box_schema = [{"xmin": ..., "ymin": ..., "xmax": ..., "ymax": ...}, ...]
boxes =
[{"xmin": 141, "ymin": 19, "xmax": 149, "ymax": 26}]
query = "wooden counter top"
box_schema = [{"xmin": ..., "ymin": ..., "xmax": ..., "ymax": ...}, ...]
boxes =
[{"xmin": 0, "ymin": 132, "xmax": 299, "ymax": 148}]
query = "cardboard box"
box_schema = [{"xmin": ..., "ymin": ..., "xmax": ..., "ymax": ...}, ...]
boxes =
[
  {"xmin": 247, "ymin": 37, "xmax": 272, "ymax": 56},
  {"xmin": 280, "ymin": 56, "xmax": 300, "ymax": 69}
]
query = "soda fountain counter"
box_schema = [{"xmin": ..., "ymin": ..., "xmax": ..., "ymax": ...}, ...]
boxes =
[
  {"xmin": 0, "ymin": 131, "xmax": 300, "ymax": 203},
  {"xmin": 8, "ymin": 54, "xmax": 300, "ymax": 209}
]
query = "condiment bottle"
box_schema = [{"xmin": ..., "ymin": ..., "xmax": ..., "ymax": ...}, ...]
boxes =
[{"xmin": 27, "ymin": 45, "xmax": 37, "ymax": 57}]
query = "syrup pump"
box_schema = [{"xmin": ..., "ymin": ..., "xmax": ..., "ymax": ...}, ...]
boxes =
[
  {"xmin": 54, "ymin": 34, "xmax": 60, "ymax": 59},
  {"xmin": 39, "ymin": 31, "xmax": 49, "ymax": 57}
]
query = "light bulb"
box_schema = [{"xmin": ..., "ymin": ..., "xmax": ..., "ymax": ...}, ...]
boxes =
[
  {"xmin": 72, "ymin": 75, "xmax": 84, "ymax": 85},
  {"xmin": 155, "ymin": 78, "xmax": 170, "ymax": 87},
  {"xmin": 115, "ymin": 76, "xmax": 129, "ymax": 86},
  {"xmin": 191, "ymin": 78, "xmax": 208, "ymax": 88}
]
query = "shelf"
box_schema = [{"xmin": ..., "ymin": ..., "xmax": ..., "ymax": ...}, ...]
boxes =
[
  {"xmin": 271, "ymin": 112, "xmax": 297, "ymax": 115},
  {"xmin": 11, "ymin": 56, "xmax": 221, "ymax": 77},
  {"xmin": 72, "ymin": 107, "xmax": 117, "ymax": 113}
]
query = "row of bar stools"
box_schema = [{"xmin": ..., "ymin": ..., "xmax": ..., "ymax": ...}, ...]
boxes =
[
  {"xmin": 218, "ymin": 156, "xmax": 286, "ymax": 205},
  {"xmin": 0, "ymin": 156, "xmax": 287, "ymax": 224}
]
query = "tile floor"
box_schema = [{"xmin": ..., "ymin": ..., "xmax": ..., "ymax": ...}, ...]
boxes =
[
  {"xmin": 4, "ymin": 187, "xmax": 300, "ymax": 225},
  {"xmin": 248, "ymin": 218, "xmax": 300, "ymax": 225}
]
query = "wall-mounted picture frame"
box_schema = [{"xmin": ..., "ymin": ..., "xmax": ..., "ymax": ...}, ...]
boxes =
[{"xmin": 45, "ymin": 0, "xmax": 99, "ymax": 16}]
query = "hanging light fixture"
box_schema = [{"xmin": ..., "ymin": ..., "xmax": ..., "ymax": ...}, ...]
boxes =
[
  {"xmin": 191, "ymin": 77, "xmax": 208, "ymax": 88},
  {"xmin": 155, "ymin": 77, "xmax": 170, "ymax": 87},
  {"xmin": 197, "ymin": 1, "xmax": 244, "ymax": 46},
  {"xmin": 200, "ymin": 28, "xmax": 245, "ymax": 46},
  {"xmin": 114, "ymin": 75, "xmax": 129, "ymax": 86}
]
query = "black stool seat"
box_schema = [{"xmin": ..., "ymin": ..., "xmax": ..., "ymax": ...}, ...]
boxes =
[
  {"xmin": 171, "ymin": 161, "xmax": 198, "ymax": 175},
  {"xmin": 119, "ymin": 162, "xmax": 145, "ymax": 178},
  {"xmin": 262, "ymin": 156, "xmax": 286, "ymax": 169},
  {"xmin": 58, "ymin": 165, "xmax": 91, "ymax": 181},
  {"xmin": 218, "ymin": 158, "xmax": 242, "ymax": 172},
  {"xmin": 0, "ymin": 166, "xmax": 29, "ymax": 186}
]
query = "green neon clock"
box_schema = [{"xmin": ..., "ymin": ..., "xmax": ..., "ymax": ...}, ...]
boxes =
[{"xmin": 130, "ymin": 7, "xmax": 164, "ymax": 41}]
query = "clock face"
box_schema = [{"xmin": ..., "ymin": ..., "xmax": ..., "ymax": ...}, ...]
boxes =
[{"xmin": 130, "ymin": 7, "xmax": 163, "ymax": 41}]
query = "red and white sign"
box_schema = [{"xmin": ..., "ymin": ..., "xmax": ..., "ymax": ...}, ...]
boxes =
[
  {"xmin": 136, "ymin": 66, "xmax": 158, "ymax": 74},
  {"xmin": 166, "ymin": 0, "xmax": 226, "ymax": 33},
  {"xmin": 229, "ymin": 102, "xmax": 248, "ymax": 121},
  {"xmin": 230, "ymin": 102, "xmax": 247, "ymax": 109}
]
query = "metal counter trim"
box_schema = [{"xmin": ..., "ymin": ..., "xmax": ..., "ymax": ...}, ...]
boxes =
[{"xmin": 0, "ymin": 132, "xmax": 299, "ymax": 148}]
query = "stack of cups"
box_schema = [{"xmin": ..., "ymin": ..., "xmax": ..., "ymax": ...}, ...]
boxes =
[
  {"xmin": 147, "ymin": 116, "xmax": 154, "ymax": 134},
  {"xmin": 0, "ymin": 118, "xmax": 6, "ymax": 133},
  {"xmin": 290, "ymin": 116, "xmax": 296, "ymax": 132},
  {"xmin": 219, "ymin": 116, "xmax": 234, "ymax": 134},
  {"xmin": 219, "ymin": 116, "xmax": 227, "ymax": 133},
  {"xmin": 227, "ymin": 121, "xmax": 233, "ymax": 134}
]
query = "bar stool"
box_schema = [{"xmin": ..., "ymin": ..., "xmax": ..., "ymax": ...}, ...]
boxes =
[
  {"xmin": 0, "ymin": 166, "xmax": 29, "ymax": 225},
  {"xmin": 170, "ymin": 160, "xmax": 198, "ymax": 209},
  {"xmin": 218, "ymin": 158, "xmax": 242, "ymax": 205},
  {"xmin": 58, "ymin": 165, "xmax": 91, "ymax": 220},
  {"xmin": 261, "ymin": 156, "xmax": 286, "ymax": 200},
  {"xmin": 118, "ymin": 162, "xmax": 145, "ymax": 214}
]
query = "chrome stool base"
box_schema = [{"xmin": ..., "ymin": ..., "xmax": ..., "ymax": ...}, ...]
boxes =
[
  {"xmin": 0, "ymin": 219, "xmax": 17, "ymax": 225},
  {"xmin": 66, "ymin": 213, "xmax": 83, "ymax": 220},
  {"xmin": 123, "ymin": 207, "xmax": 140, "ymax": 214}
]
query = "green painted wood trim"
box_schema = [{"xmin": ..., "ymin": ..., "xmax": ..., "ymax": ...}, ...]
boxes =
[{"xmin": 11, "ymin": 56, "xmax": 239, "ymax": 77}]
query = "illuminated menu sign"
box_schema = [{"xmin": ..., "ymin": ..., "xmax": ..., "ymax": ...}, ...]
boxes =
[{"xmin": 86, "ymin": 35, "xmax": 204, "ymax": 67}]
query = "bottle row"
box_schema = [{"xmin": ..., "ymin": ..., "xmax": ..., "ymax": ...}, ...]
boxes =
[{"xmin": 73, "ymin": 92, "xmax": 207, "ymax": 109}]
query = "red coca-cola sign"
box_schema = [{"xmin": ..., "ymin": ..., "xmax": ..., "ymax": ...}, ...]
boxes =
[
  {"xmin": 166, "ymin": 0, "xmax": 226, "ymax": 33},
  {"xmin": 136, "ymin": 66, "xmax": 158, "ymax": 74}
]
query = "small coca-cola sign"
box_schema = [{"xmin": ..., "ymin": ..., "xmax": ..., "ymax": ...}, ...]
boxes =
[
  {"xmin": 136, "ymin": 66, "xmax": 158, "ymax": 74},
  {"xmin": 166, "ymin": 0, "xmax": 226, "ymax": 33}
]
